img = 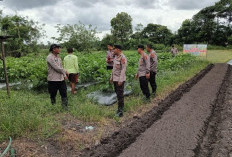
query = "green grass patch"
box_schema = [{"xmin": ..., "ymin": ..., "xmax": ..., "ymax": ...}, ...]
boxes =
[{"xmin": 200, "ymin": 49, "xmax": 232, "ymax": 63}]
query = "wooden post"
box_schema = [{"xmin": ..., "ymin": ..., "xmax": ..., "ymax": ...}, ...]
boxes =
[{"xmin": 1, "ymin": 40, "xmax": 10, "ymax": 97}]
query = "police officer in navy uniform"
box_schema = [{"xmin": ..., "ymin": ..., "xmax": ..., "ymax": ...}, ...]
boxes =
[{"xmin": 110, "ymin": 44, "xmax": 127, "ymax": 117}]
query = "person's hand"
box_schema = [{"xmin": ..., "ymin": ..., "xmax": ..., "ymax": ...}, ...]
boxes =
[
  {"xmin": 110, "ymin": 78, "xmax": 113, "ymax": 84},
  {"xmin": 118, "ymin": 82, "xmax": 122, "ymax": 86},
  {"xmin": 135, "ymin": 74, "xmax": 138, "ymax": 80},
  {"xmin": 65, "ymin": 71, "xmax": 69, "ymax": 76},
  {"xmin": 146, "ymin": 73, "xmax": 150, "ymax": 79},
  {"xmin": 64, "ymin": 76, "xmax": 68, "ymax": 80}
]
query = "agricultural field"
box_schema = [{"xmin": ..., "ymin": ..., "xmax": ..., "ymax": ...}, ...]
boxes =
[{"xmin": 1, "ymin": 49, "xmax": 231, "ymax": 156}]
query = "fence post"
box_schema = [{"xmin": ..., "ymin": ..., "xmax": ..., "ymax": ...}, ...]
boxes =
[{"xmin": 1, "ymin": 39, "xmax": 10, "ymax": 97}]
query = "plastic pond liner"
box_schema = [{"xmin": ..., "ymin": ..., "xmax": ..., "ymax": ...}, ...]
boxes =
[
  {"xmin": 227, "ymin": 59, "xmax": 232, "ymax": 65},
  {"xmin": 87, "ymin": 90, "xmax": 132, "ymax": 106},
  {"xmin": 0, "ymin": 82, "xmax": 21, "ymax": 89},
  {"xmin": 0, "ymin": 81, "xmax": 99, "ymax": 91},
  {"xmin": 67, "ymin": 82, "xmax": 100, "ymax": 92}
]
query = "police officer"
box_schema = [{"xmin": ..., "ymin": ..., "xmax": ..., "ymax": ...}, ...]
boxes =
[
  {"xmin": 110, "ymin": 44, "xmax": 127, "ymax": 117},
  {"xmin": 47, "ymin": 44, "xmax": 68, "ymax": 110},
  {"xmin": 106, "ymin": 44, "xmax": 115, "ymax": 70},
  {"xmin": 136, "ymin": 45, "xmax": 150, "ymax": 99},
  {"xmin": 146, "ymin": 44, "xmax": 158, "ymax": 95}
]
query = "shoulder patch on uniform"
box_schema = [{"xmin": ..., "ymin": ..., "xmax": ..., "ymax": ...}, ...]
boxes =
[
  {"xmin": 121, "ymin": 57, "xmax": 126, "ymax": 64},
  {"xmin": 143, "ymin": 55, "xmax": 148, "ymax": 60},
  {"xmin": 151, "ymin": 53, "xmax": 155, "ymax": 58}
]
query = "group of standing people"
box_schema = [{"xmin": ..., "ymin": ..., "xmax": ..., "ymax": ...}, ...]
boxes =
[
  {"xmin": 46, "ymin": 43, "xmax": 177, "ymax": 117},
  {"xmin": 46, "ymin": 44, "xmax": 79, "ymax": 110},
  {"xmin": 107, "ymin": 44, "xmax": 158, "ymax": 117}
]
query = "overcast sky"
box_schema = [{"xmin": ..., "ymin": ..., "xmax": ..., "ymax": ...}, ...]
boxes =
[{"xmin": 0, "ymin": 0, "xmax": 219, "ymax": 44}]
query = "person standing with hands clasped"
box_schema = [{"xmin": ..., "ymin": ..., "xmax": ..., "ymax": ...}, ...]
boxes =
[
  {"xmin": 110, "ymin": 44, "xmax": 127, "ymax": 117},
  {"xmin": 146, "ymin": 44, "xmax": 158, "ymax": 95},
  {"xmin": 136, "ymin": 45, "xmax": 151, "ymax": 100},
  {"xmin": 47, "ymin": 44, "xmax": 68, "ymax": 110},
  {"xmin": 64, "ymin": 48, "xmax": 79, "ymax": 94}
]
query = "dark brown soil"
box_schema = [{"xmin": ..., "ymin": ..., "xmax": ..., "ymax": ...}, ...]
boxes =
[
  {"xmin": 194, "ymin": 65, "xmax": 232, "ymax": 157},
  {"xmin": 80, "ymin": 64, "xmax": 215, "ymax": 157},
  {"xmin": 119, "ymin": 64, "xmax": 229, "ymax": 157}
]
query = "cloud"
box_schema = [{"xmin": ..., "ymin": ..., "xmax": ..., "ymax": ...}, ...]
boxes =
[
  {"xmin": 3, "ymin": 0, "xmax": 60, "ymax": 10},
  {"xmin": 168, "ymin": 0, "xmax": 219, "ymax": 10},
  {"xmin": 3, "ymin": 0, "xmax": 161, "ymax": 11},
  {"xmin": 0, "ymin": 0, "xmax": 219, "ymax": 44}
]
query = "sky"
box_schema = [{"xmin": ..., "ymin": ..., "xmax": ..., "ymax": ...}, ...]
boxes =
[{"xmin": 0, "ymin": 0, "xmax": 219, "ymax": 44}]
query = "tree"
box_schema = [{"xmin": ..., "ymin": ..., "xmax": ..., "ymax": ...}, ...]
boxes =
[
  {"xmin": 0, "ymin": 13, "xmax": 44, "ymax": 56},
  {"xmin": 175, "ymin": 0, "xmax": 232, "ymax": 46},
  {"xmin": 100, "ymin": 34, "xmax": 115, "ymax": 50},
  {"xmin": 192, "ymin": 6, "xmax": 218, "ymax": 44},
  {"xmin": 215, "ymin": 0, "xmax": 232, "ymax": 27},
  {"xmin": 228, "ymin": 35, "xmax": 232, "ymax": 45},
  {"xmin": 55, "ymin": 22, "xmax": 99, "ymax": 52},
  {"xmin": 176, "ymin": 19, "xmax": 197, "ymax": 45},
  {"xmin": 142, "ymin": 23, "xmax": 172, "ymax": 45},
  {"xmin": 111, "ymin": 12, "xmax": 133, "ymax": 45},
  {"xmin": 131, "ymin": 23, "xmax": 144, "ymax": 42}
]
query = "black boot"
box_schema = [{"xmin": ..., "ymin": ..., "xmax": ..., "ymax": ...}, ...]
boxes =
[
  {"xmin": 116, "ymin": 108, "xmax": 123, "ymax": 117},
  {"xmin": 61, "ymin": 97, "xmax": 68, "ymax": 110},
  {"xmin": 51, "ymin": 98, "xmax": 56, "ymax": 105}
]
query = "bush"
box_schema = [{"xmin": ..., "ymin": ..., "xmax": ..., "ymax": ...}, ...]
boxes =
[{"xmin": 0, "ymin": 51, "xmax": 201, "ymax": 90}]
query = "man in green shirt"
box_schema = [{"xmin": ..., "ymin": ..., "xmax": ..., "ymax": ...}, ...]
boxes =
[{"xmin": 64, "ymin": 48, "xmax": 80, "ymax": 94}]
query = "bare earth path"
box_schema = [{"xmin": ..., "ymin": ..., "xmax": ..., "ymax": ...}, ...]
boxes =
[{"xmin": 119, "ymin": 64, "xmax": 228, "ymax": 157}]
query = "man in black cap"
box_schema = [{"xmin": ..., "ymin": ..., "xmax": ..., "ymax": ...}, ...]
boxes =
[
  {"xmin": 136, "ymin": 44, "xmax": 151, "ymax": 100},
  {"xmin": 110, "ymin": 44, "xmax": 127, "ymax": 117},
  {"xmin": 47, "ymin": 44, "xmax": 69, "ymax": 110}
]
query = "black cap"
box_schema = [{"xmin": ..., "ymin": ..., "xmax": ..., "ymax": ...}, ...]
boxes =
[
  {"xmin": 114, "ymin": 44, "xmax": 122, "ymax": 50},
  {"xmin": 67, "ymin": 48, "xmax": 74, "ymax": 53},
  {"xmin": 137, "ymin": 45, "xmax": 144, "ymax": 50},
  {"xmin": 49, "ymin": 44, "xmax": 61, "ymax": 52}
]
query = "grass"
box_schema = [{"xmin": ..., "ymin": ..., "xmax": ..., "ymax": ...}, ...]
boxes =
[
  {"xmin": 203, "ymin": 49, "xmax": 232, "ymax": 63},
  {"xmin": 1, "ymin": 49, "xmax": 230, "ymax": 143},
  {"xmin": 0, "ymin": 60, "xmax": 210, "ymax": 143}
]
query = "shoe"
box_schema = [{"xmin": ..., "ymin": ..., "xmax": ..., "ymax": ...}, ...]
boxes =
[
  {"xmin": 61, "ymin": 98, "xmax": 68, "ymax": 111},
  {"xmin": 143, "ymin": 97, "xmax": 150, "ymax": 103},
  {"xmin": 63, "ymin": 105, "xmax": 68, "ymax": 111},
  {"xmin": 115, "ymin": 111, "xmax": 123, "ymax": 117},
  {"xmin": 51, "ymin": 98, "xmax": 56, "ymax": 105}
]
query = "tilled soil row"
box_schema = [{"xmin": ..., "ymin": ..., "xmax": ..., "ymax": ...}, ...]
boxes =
[
  {"xmin": 80, "ymin": 64, "xmax": 214, "ymax": 157},
  {"xmin": 118, "ymin": 64, "xmax": 228, "ymax": 157},
  {"xmin": 194, "ymin": 65, "xmax": 232, "ymax": 157}
]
